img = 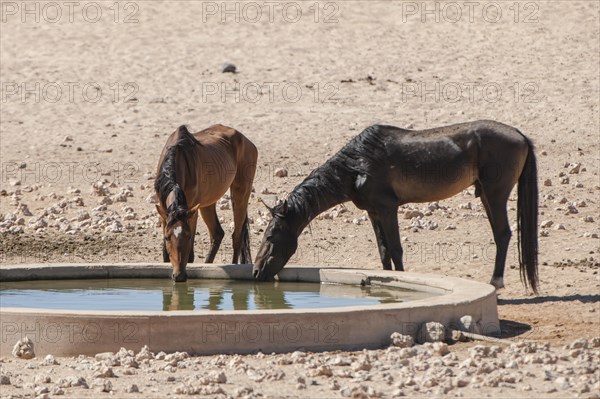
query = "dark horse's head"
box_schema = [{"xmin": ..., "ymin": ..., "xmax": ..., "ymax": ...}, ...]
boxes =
[
  {"xmin": 156, "ymin": 189, "xmax": 200, "ymax": 282},
  {"xmin": 253, "ymin": 200, "xmax": 298, "ymax": 281}
]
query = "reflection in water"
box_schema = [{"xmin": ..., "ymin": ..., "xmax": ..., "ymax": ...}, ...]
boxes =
[
  {"xmin": 250, "ymin": 282, "xmax": 292, "ymax": 310},
  {"xmin": 162, "ymin": 281, "xmax": 293, "ymax": 311},
  {"xmin": 203, "ymin": 285, "xmax": 252, "ymax": 311},
  {"xmin": 0, "ymin": 278, "xmax": 438, "ymax": 311},
  {"xmin": 162, "ymin": 283, "xmax": 195, "ymax": 311}
]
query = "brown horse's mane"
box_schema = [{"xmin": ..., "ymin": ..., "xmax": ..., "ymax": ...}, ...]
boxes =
[{"xmin": 154, "ymin": 125, "xmax": 200, "ymax": 227}]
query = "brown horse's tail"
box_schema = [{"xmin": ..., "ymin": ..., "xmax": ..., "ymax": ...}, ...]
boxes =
[
  {"xmin": 241, "ymin": 216, "xmax": 252, "ymax": 264},
  {"xmin": 517, "ymin": 137, "xmax": 539, "ymax": 294}
]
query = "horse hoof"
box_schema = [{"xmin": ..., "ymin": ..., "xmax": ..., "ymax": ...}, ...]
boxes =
[{"xmin": 490, "ymin": 277, "xmax": 504, "ymax": 290}]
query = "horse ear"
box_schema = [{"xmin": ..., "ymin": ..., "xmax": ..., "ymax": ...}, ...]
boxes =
[
  {"xmin": 258, "ymin": 197, "xmax": 276, "ymax": 216},
  {"xmin": 187, "ymin": 203, "xmax": 201, "ymax": 218},
  {"xmin": 281, "ymin": 200, "xmax": 288, "ymax": 215},
  {"xmin": 156, "ymin": 204, "xmax": 167, "ymax": 219}
]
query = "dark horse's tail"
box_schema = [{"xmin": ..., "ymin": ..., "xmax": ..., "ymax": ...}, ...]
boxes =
[
  {"xmin": 517, "ymin": 136, "xmax": 539, "ymax": 294},
  {"xmin": 240, "ymin": 216, "xmax": 252, "ymax": 264}
]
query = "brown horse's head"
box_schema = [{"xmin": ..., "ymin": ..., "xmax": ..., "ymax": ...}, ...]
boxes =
[
  {"xmin": 157, "ymin": 202, "xmax": 199, "ymax": 282},
  {"xmin": 253, "ymin": 200, "xmax": 298, "ymax": 281}
]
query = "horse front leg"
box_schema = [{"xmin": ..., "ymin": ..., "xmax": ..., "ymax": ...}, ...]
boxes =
[
  {"xmin": 162, "ymin": 241, "xmax": 170, "ymax": 262},
  {"xmin": 376, "ymin": 208, "xmax": 404, "ymax": 271},
  {"xmin": 368, "ymin": 212, "xmax": 392, "ymax": 270},
  {"xmin": 199, "ymin": 204, "xmax": 224, "ymax": 263}
]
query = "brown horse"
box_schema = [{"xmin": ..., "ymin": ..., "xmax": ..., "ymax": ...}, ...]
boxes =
[
  {"xmin": 253, "ymin": 120, "xmax": 539, "ymax": 293},
  {"xmin": 155, "ymin": 125, "xmax": 257, "ymax": 282}
]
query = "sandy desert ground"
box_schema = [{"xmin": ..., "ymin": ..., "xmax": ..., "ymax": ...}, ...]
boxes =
[{"xmin": 0, "ymin": 0, "xmax": 599, "ymax": 398}]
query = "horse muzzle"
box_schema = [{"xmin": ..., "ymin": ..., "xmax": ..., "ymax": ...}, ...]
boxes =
[
  {"xmin": 172, "ymin": 270, "xmax": 188, "ymax": 282},
  {"xmin": 252, "ymin": 266, "xmax": 275, "ymax": 282}
]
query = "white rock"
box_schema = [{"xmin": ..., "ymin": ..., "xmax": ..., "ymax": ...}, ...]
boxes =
[
  {"xmin": 91, "ymin": 181, "xmax": 110, "ymax": 196},
  {"xmin": 59, "ymin": 376, "xmax": 88, "ymax": 388},
  {"xmin": 568, "ymin": 163, "xmax": 581, "ymax": 174},
  {"xmin": 565, "ymin": 205, "xmax": 578, "ymax": 214},
  {"xmin": 93, "ymin": 379, "xmax": 112, "ymax": 392},
  {"xmin": 312, "ymin": 365, "xmax": 333, "ymax": 376},
  {"xmin": 93, "ymin": 366, "xmax": 114, "ymax": 378},
  {"xmin": 417, "ymin": 322, "xmax": 446, "ymax": 344},
  {"xmin": 136, "ymin": 345, "xmax": 154, "ymax": 361},
  {"xmin": 41, "ymin": 354, "xmax": 58, "ymax": 366},
  {"xmin": 233, "ymin": 387, "xmax": 253, "ymax": 397},
  {"xmin": 111, "ymin": 193, "xmax": 128, "ymax": 203},
  {"xmin": 391, "ymin": 332, "xmax": 414, "ymax": 348},
  {"xmin": 17, "ymin": 203, "xmax": 32, "ymax": 216},
  {"xmin": 329, "ymin": 356, "xmax": 352, "ymax": 366},
  {"xmin": 12, "ymin": 336, "xmax": 35, "ymax": 359},
  {"xmin": 457, "ymin": 315, "xmax": 482, "ymax": 335},
  {"xmin": 274, "ymin": 168, "xmax": 288, "ymax": 178},
  {"xmin": 432, "ymin": 342, "xmax": 449, "ymax": 356},
  {"xmin": 404, "ymin": 210, "xmax": 424, "ymax": 219},
  {"xmin": 28, "ymin": 217, "xmax": 47, "ymax": 229},
  {"xmin": 125, "ymin": 384, "xmax": 139, "ymax": 393}
]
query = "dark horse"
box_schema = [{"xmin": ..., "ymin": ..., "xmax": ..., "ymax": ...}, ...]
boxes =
[
  {"xmin": 253, "ymin": 120, "xmax": 539, "ymax": 293},
  {"xmin": 155, "ymin": 125, "xmax": 257, "ymax": 282}
]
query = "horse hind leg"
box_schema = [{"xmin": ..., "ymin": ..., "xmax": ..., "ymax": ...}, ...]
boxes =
[
  {"xmin": 368, "ymin": 208, "xmax": 404, "ymax": 271},
  {"xmin": 477, "ymin": 180, "xmax": 512, "ymax": 290},
  {"xmin": 188, "ymin": 210, "xmax": 199, "ymax": 263},
  {"xmin": 377, "ymin": 208, "xmax": 404, "ymax": 271},
  {"xmin": 199, "ymin": 204, "xmax": 224, "ymax": 263},
  {"xmin": 230, "ymin": 200, "xmax": 252, "ymax": 264},
  {"xmin": 230, "ymin": 180, "xmax": 254, "ymax": 264}
]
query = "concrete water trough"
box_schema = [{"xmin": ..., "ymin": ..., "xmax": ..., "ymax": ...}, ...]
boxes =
[{"xmin": 0, "ymin": 263, "xmax": 499, "ymax": 357}]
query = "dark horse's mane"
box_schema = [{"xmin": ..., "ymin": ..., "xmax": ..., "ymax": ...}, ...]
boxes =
[
  {"xmin": 279, "ymin": 125, "xmax": 390, "ymax": 220},
  {"xmin": 154, "ymin": 125, "xmax": 200, "ymax": 227}
]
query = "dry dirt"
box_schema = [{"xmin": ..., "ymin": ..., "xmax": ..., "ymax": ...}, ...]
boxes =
[{"xmin": 0, "ymin": 1, "xmax": 599, "ymax": 398}]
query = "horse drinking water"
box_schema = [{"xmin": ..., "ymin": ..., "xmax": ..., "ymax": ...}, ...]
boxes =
[
  {"xmin": 155, "ymin": 125, "xmax": 257, "ymax": 282},
  {"xmin": 253, "ymin": 120, "xmax": 539, "ymax": 293}
]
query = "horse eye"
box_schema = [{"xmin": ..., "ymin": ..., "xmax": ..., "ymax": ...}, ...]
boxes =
[{"xmin": 164, "ymin": 236, "xmax": 170, "ymax": 241}]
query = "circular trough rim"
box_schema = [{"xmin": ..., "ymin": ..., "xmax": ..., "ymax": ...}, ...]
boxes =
[
  {"xmin": 0, "ymin": 263, "xmax": 495, "ymax": 316},
  {"xmin": 0, "ymin": 263, "xmax": 500, "ymax": 356}
]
